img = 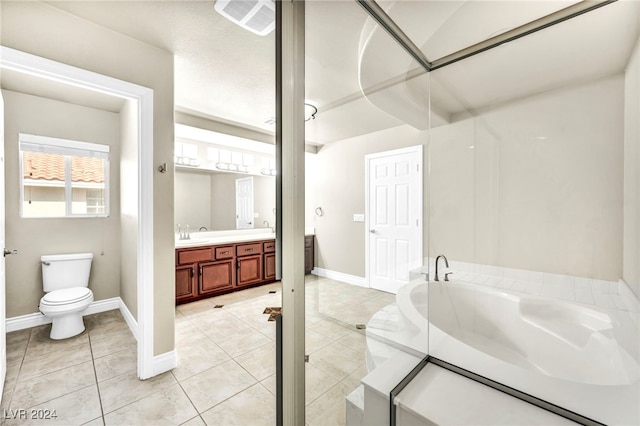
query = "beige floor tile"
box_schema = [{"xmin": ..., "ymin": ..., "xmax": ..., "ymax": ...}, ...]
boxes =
[
  {"xmin": 11, "ymin": 361, "xmax": 95, "ymax": 410},
  {"xmin": 180, "ymin": 415, "xmax": 206, "ymax": 426},
  {"xmin": 260, "ymin": 375, "xmax": 276, "ymax": 396},
  {"xmin": 5, "ymin": 384, "xmax": 102, "ymax": 426},
  {"xmin": 177, "ymin": 299, "xmax": 216, "ymax": 317},
  {"xmin": 305, "ymin": 363, "xmax": 340, "ymax": 405},
  {"xmin": 172, "ymin": 339, "xmax": 231, "ymax": 382},
  {"xmin": 93, "ymin": 349, "xmax": 137, "ymax": 383},
  {"xmin": 335, "ymin": 330, "xmax": 366, "ymax": 354},
  {"xmin": 306, "ymin": 382, "xmax": 352, "ymax": 426},
  {"xmin": 180, "ymin": 360, "xmax": 256, "ymax": 413},
  {"xmin": 104, "ymin": 383, "xmax": 197, "ymax": 426},
  {"xmin": 340, "ymin": 364, "xmax": 368, "ymax": 394},
  {"xmin": 308, "ymin": 319, "xmax": 352, "ymax": 340},
  {"xmin": 175, "ymin": 327, "xmax": 210, "ymax": 348},
  {"xmin": 197, "ymin": 314, "xmax": 253, "ymax": 342},
  {"xmin": 24, "ymin": 326, "xmax": 90, "ymax": 359},
  {"xmin": 234, "ymin": 342, "xmax": 275, "ymax": 381},
  {"xmin": 90, "ymin": 330, "xmax": 136, "ymax": 359},
  {"xmin": 305, "ymin": 329, "xmax": 334, "ymax": 354},
  {"xmin": 4, "ymin": 360, "xmax": 22, "ymax": 392},
  {"xmin": 200, "ymin": 383, "xmax": 275, "ymax": 426},
  {"xmin": 216, "ymin": 327, "xmax": 272, "ymax": 358},
  {"xmin": 87, "ymin": 318, "xmax": 130, "ymax": 339},
  {"xmin": 19, "ymin": 342, "xmax": 93, "ymax": 381},
  {"xmin": 99, "ymin": 370, "xmax": 176, "ymax": 414},
  {"xmin": 6, "ymin": 329, "xmax": 30, "ymax": 347},
  {"xmin": 307, "ymin": 341, "xmax": 364, "ymax": 381},
  {"xmin": 80, "ymin": 416, "xmax": 104, "ymax": 426}
]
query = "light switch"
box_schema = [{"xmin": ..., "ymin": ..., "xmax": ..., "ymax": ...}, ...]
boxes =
[{"xmin": 353, "ymin": 214, "xmax": 365, "ymax": 222}]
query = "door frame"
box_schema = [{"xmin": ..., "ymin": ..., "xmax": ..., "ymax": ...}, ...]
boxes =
[
  {"xmin": 0, "ymin": 46, "xmax": 156, "ymax": 379},
  {"xmin": 365, "ymin": 145, "xmax": 423, "ymax": 291}
]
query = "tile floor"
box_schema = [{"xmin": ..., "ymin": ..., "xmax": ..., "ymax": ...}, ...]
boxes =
[{"xmin": 1, "ymin": 276, "xmax": 394, "ymax": 425}]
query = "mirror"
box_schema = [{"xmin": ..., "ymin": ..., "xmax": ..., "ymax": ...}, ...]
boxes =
[{"xmin": 174, "ymin": 168, "xmax": 276, "ymax": 232}]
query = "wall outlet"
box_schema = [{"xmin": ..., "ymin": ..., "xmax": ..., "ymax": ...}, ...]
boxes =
[{"xmin": 353, "ymin": 214, "xmax": 365, "ymax": 222}]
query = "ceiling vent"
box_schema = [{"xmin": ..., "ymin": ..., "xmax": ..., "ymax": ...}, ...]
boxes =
[{"xmin": 214, "ymin": 0, "xmax": 275, "ymax": 36}]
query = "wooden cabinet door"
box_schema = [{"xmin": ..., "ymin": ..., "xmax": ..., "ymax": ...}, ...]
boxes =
[
  {"xmin": 264, "ymin": 253, "xmax": 276, "ymax": 281},
  {"xmin": 176, "ymin": 265, "xmax": 197, "ymax": 302},
  {"xmin": 199, "ymin": 260, "xmax": 234, "ymax": 295},
  {"xmin": 237, "ymin": 254, "xmax": 262, "ymax": 287}
]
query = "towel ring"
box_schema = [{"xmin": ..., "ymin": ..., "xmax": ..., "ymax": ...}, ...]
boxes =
[{"xmin": 315, "ymin": 207, "xmax": 323, "ymax": 217}]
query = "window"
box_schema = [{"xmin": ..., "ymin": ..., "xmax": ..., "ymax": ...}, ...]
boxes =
[{"xmin": 19, "ymin": 133, "xmax": 110, "ymax": 218}]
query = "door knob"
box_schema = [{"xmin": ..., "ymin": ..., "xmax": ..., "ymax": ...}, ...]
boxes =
[
  {"xmin": 369, "ymin": 229, "xmax": 376, "ymax": 234},
  {"xmin": 3, "ymin": 249, "xmax": 17, "ymax": 257}
]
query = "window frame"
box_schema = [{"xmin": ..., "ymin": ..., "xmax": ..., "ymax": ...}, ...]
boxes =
[{"xmin": 19, "ymin": 133, "xmax": 110, "ymax": 218}]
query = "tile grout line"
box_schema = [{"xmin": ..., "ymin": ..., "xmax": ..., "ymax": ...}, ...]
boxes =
[
  {"xmin": 170, "ymin": 370, "xmax": 208, "ymax": 425},
  {"xmin": 86, "ymin": 331, "xmax": 107, "ymax": 426}
]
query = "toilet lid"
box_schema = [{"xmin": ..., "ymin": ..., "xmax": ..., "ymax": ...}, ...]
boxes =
[{"xmin": 42, "ymin": 287, "xmax": 92, "ymax": 305}]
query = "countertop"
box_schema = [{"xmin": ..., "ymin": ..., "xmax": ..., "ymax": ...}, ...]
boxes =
[{"xmin": 175, "ymin": 228, "xmax": 315, "ymax": 249}]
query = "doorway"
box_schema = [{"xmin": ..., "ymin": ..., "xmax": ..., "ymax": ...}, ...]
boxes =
[
  {"xmin": 235, "ymin": 176, "xmax": 255, "ymax": 229},
  {"xmin": 0, "ymin": 46, "xmax": 156, "ymax": 379},
  {"xmin": 365, "ymin": 145, "xmax": 423, "ymax": 294}
]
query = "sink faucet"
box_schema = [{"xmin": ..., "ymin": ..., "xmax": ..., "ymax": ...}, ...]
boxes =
[
  {"xmin": 178, "ymin": 224, "xmax": 190, "ymax": 240},
  {"xmin": 435, "ymin": 254, "xmax": 452, "ymax": 281}
]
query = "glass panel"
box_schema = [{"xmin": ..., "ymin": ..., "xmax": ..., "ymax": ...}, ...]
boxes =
[
  {"xmin": 22, "ymin": 151, "xmax": 66, "ymax": 218},
  {"xmin": 426, "ymin": 1, "xmax": 639, "ymax": 424},
  {"xmin": 71, "ymin": 155, "xmax": 106, "ymax": 215},
  {"xmin": 305, "ymin": 2, "xmax": 429, "ymax": 424}
]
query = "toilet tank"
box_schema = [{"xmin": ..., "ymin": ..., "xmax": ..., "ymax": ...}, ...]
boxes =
[{"xmin": 41, "ymin": 253, "xmax": 93, "ymax": 292}]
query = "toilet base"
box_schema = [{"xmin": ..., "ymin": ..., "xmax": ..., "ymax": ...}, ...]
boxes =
[{"xmin": 49, "ymin": 314, "xmax": 86, "ymax": 340}]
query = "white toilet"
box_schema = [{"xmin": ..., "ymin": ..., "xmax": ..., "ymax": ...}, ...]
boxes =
[{"xmin": 39, "ymin": 253, "xmax": 94, "ymax": 340}]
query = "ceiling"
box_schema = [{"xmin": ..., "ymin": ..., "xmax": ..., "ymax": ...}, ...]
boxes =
[{"xmin": 2, "ymin": 1, "xmax": 638, "ymax": 146}]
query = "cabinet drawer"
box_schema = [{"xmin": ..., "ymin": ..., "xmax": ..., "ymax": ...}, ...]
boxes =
[
  {"xmin": 177, "ymin": 247, "xmax": 213, "ymax": 265},
  {"xmin": 236, "ymin": 242, "xmax": 262, "ymax": 256},
  {"xmin": 263, "ymin": 240, "xmax": 276, "ymax": 253},
  {"xmin": 215, "ymin": 246, "xmax": 234, "ymax": 260}
]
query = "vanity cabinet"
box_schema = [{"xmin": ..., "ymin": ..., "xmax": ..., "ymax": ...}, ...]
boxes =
[
  {"xmin": 236, "ymin": 242, "xmax": 263, "ymax": 287},
  {"xmin": 305, "ymin": 235, "xmax": 314, "ymax": 275},
  {"xmin": 263, "ymin": 240, "xmax": 276, "ymax": 281},
  {"xmin": 176, "ymin": 238, "xmax": 277, "ymax": 305},
  {"xmin": 175, "ymin": 264, "xmax": 197, "ymax": 303}
]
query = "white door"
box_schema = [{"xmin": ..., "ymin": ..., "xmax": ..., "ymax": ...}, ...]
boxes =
[
  {"xmin": 235, "ymin": 177, "xmax": 254, "ymax": 229},
  {"xmin": 0, "ymin": 91, "xmax": 6, "ymax": 397},
  {"xmin": 366, "ymin": 146, "xmax": 422, "ymax": 294}
]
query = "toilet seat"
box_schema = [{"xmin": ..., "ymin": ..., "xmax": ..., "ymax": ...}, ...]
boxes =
[{"xmin": 41, "ymin": 287, "xmax": 93, "ymax": 306}]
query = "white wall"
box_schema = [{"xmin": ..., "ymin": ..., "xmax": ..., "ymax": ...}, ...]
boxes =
[
  {"xmin": 120, "ymin": 99, "xmax": 138, "ymax": 318},
  {"xmin": 311, "ymin": 74, "xmax": 625, "ymax": 282},
  {"xmin": 3, "ymin": 90, "xmax": 121, "ymax": 317},
  {"xmin": 624, "ymin": 37, "xmax": 640, "ymax": 298},
  {"xmin": 432, "ymin": 75, "xmax": 624, "ymax": 280}
]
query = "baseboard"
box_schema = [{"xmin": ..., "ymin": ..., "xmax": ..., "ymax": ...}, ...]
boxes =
[
  {"xmin": 6, "ymin": 297, "xmax": 132, "ymax": 334},
  {"xmin": 118, "ymin": 299, "xmax": 138, "ymax": 341},
  {"xmin": 153, "ymin": 349, "xmax": 177, "ymax": 376},
  {"xmin": 84, "ymin": 297, "xmax": 120, "ymax": 316},
  {"xmin": 312, "ymin": 267, "xmax": 368, "ymax": 288}
]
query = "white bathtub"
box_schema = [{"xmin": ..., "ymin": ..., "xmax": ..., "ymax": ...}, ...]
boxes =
[{"xmin": 397, "ymin": 279, "xmax": 640, "ymax": 425}]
